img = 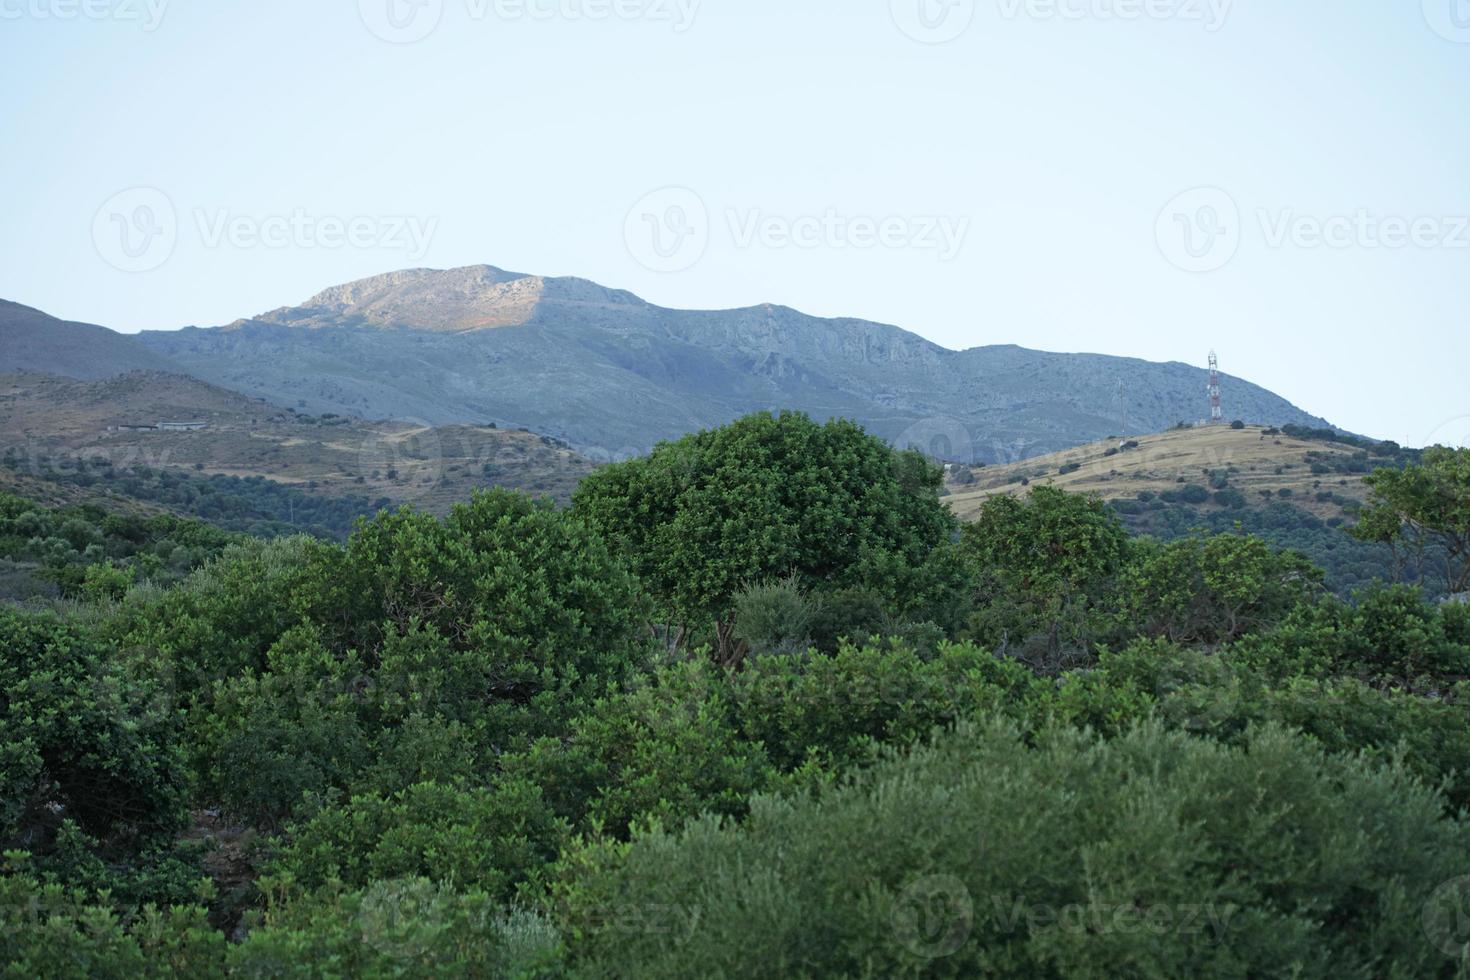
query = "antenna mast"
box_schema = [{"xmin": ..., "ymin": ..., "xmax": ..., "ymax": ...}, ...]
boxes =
[{"xmin": 1208, "ymin": 351, "xmax": 1223, "ymax": 424}]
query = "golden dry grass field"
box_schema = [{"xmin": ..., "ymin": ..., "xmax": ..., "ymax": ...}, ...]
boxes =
[{"xmin": 945, "ymin": 424, "xmax": 1374, "ymax": 522}]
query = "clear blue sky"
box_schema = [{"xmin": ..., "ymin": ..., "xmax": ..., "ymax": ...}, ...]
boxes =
[{"xmin": 2, "ymin": 1, "xmax": 1467, "ymax": 445}]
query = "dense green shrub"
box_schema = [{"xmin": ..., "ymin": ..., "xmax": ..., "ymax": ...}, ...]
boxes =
[
  {"xmin": 0, "ymin": 610, "xmax": 189, "ymax": 848},
  {"xmin": 961, "ymin": 487, "xmax": 1128, "ymax": 667},
  {"xmin": 557, "ymin": 719, "xmax": 1470, "ymax": 979},
  {"xmin": 0, "ymin": 869, "xmax": 559, "ymax": 978},
  {"xmin": 505, "ymin": 661, "xmax": 775, "ymax": 838},
  {"xmin": 729, "ymin": 641, "xmax": 1045, "ymax": 772},
  {"xmin": 107, "ymin": 535, "xmax": 324, "ymax": 699},
  {"xmin": 1115, "ymin": 534, "xmax": 1322, "ymax": 646},
  {"xmin": 573, "ymin": 411, "xmax": 955, "ymax": 661},
  {"xmin": 732, "ymin": 576, "xmax": 813, "ymax": 657},
  {"xmin": 307, "ymin": 489, "xmax": 651, "ymax": 713},
  {"xmin": 265, "ymin": 780, "xmax": 563, "ymax": 903}
]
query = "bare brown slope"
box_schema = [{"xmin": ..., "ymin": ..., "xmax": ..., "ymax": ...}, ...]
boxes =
[{"xmin": 0, "ymin": 371, "xmax": 595, "ymax": 510}]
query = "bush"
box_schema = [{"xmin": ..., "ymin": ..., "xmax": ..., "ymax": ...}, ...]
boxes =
[
  {"xmin": 0, "ymin": 611, "xmax": 189, "ymax": 848},
  {"xmin": 266, "ymin": 780, "xmax": 563, "ymax": 903},
  {"xmin": 732, "ymin": 577, "xmax": 813, "ymax": 658},
  {"xmin": 573, "ymin": 412, "xmax": 955, "ymax": 662},
  {"xmin": 1116, "ymin": 535, "xmax": 1323, "ymax": 646},
  {"xmin": 557, "ymin": 719, "xmax": 1469, "ymax": 978},
  {"xmin": 505, "ymin": 661, "xmax": 774, "ymax": 838}
]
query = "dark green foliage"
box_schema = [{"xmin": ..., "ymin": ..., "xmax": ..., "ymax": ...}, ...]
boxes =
[
  {"xmin": 306, "ymin": 489, "xmax": 651, "ymax": 711},
  {"xmin": 6, "ymin": 418, "xmax": 1470, "ymax": 976},
  {"xmin": 0, "ymin": 458, "xmax": 388, "ymax": 539},
  {"xmin": 557, "ymin": 719, "xmax": 1468, "ymax": 979},
  {"xmin": 1115, "ymin": 534, "xmax": 1323, "ymax": 646},
  {"xmin": 0, "ymin": 491, "xmax": 238, "ymax": 601},
  {"xmin": 572, "ymin": 411, "xmax": 955, "ymax": 661},
  {"xmin": 728, "ymin": 640, "xmax": 1045, "ymax": 772},
  {"xmin": 0, "ymin": 610, "xmax": 190, "ymax": 848},
  {"xmin": 731, "ymin": 576, "xmax": 813, "ymax": 657},
  {"xmin": 1355, "ymin": 446, "xmax": 1470, "ymax": 595},
  {"xmin": 265, "ymin": 780, "xmax": 564, "ymax": 903},
  {"xmin": 960, "ymin": 487, "xmax": 1128, "ymax": 667},
  {"xmin": 505, "ymin": 660, "xmax": 775, "ymax": 838}
]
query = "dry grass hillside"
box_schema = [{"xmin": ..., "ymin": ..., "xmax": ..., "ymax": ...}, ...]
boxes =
[
  {"xmin": 945, "ymin": 424, "xmax": 1377, "ymax": 522},
  {"xmin": 0, "ymin": 371, "xmax": 595, "ymax": 511}
]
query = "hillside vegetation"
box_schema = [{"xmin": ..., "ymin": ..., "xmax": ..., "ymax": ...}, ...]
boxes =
[
  {"xmin": 945, "ymin": 423, "xmax": 1390, "ymax": 518},
  {"xmin": 0, "ymin": 372, "xmax": 594, "ymax": 533},
  {"xmin": 3, "ymin": 411, "xmax": 1470, "ymax": 977},
  {"xmin": 945, "ymin": 423, "xmax": 1424, "ymax": 596}
]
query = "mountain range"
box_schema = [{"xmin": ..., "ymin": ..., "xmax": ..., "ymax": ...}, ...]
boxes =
[{"xmin": 2, "ymin": 266, "xmax": 1335, "ymax": 462}]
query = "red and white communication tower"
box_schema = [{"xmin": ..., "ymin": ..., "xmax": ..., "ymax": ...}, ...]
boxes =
[{"xmin": 1207, "ymin": 351, "xmax": 1223, "ymax": 423}]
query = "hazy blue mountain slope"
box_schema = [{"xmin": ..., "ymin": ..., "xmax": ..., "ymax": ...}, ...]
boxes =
[
  {"xmin": 0, "ymin": 301, "xmax": 181, "ymax": 379},
  {"xmin": 106, "ymin": 265, "xmax": 1332, "ymax": 461}
]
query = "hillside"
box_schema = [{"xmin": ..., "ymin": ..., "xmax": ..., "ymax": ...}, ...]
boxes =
[
  {"xmin": 124, "ymin": 265, "xmax": 1335, "ymax": 461},
  {"xmin": 0, "ymin": 371, "xmax": 596, "ymax": 520},
  {"xmin": 945, "ymin": 424, "xmax": 1379, "ymax": 520},
  {"xmin": 0, "ymin": 300, "xmax": 180, "ymax": 378},
  {"xmin": 945, "ymin": 423, "xmax": 1420, "ymax": 595}
]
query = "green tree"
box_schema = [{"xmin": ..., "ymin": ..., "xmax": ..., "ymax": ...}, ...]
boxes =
[
  {"xmin": 1354, "ymin": 447, "xmax": 1470, "ymax": 595},
  {"xmin": 572, "ymin": 412, "xmax": 955, "ymax": 663},
  {"xmin": 1117, "ymin": 534, "xmax": 1323, "ymax": 646},
  {"xmin": 960, "ymin": 486, "xmax": 1130, "ymax": 667}
]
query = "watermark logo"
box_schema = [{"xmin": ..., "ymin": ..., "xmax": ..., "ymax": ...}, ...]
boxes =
[
  {"xmin": 490, "ymin": 0, "xmax": 700, "ymax": 30},
  {"xmin": 359, "ymin": 0, "xmax": 444, "ymax": 43},
  {"xmin": 625, "ymin": 188, "xmax": 971, "ymax": 272},
  {"xmin": 1159, "ymin": 187, "xmax": 1470, "ymax": 273},
  {"xmin": 1424, "ymin": 876, "xmax": 1470, "ymax": 958},
  {"xmin": 1156, "ymin": 186, "xmax": 1240, "ymax": 273},
  {"xmin": 92, "ymin": 187, "xmax": 178, "ymax": 274},
  {"xmin": 1423, "ymin": 0, "xmax": 1470, "ymax": 43},
  {"xmin": 891, "ymin": 874, "xmax": 973, "ymax": 959},
  {"xmin": 727, "ymin": 209, "xmax": 969, "ymax": 261},
  {"xmin": 193, "ymin": 209, "xmax": 437, "ymax": 259},
  {"xmin": 625, "ymin": 187, "xmax": 710, "ymax": 273},
  {"xmin": 92, "ymin": 188, "xmax": 438, "ymax": 272},
  {"xmin": 991, "ymin": 896, "xmax": 1239, "ymax": 940},
  {"xmin": 1258, "ymin": 209, "xmax": 1470, "ymax": 251},
  {"xmin": 897, "ymin": 416, "xmax": 976, "ymax": 464},
  {"xmin": 360, "ymin": 0, "xmax": 699, "ymax": 42},
  {"xmin": 0, "ymin": 0, "xmax": 169, "ymax": 31},
  {"xmin": 996, "ymin": 0, "xmax": 1232, "ymax": 32},
  {"xmin": 1424, "ymin": 417, "xmax": 1470, "ymax": 451},
  {"xmin": 356, "ymin": 420, "xmax": 445, "ymax": 503},
  {"xmin": 890, "ymin": 0, "xmax": 976, "ymax": 44}
]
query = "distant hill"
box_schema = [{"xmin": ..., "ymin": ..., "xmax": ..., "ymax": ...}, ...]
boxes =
[
  {"xmin": 944, "ymin": 423, "xmax": 1421, "ymax": 596},
  {"xmin": 126, "ymin": 265, "xmax": 1336, "ymax": 462},
  {"xmin": 0, "ymin": 300, "xmax": 180, "ymax": 378},
  {"xmin": 944, "ymin": 424, "xmax": 1381, "ymax": 521},
  {"xmin": 0, "ymin": 371, "xmax": 596, "ymax": 522}
]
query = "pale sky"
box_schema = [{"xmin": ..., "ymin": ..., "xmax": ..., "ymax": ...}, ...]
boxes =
[{"xmin": 2, "ymin": 1, "xmax": 1467, "ymax": 445}]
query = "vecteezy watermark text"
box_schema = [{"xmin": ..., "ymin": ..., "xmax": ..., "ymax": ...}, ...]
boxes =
[
  {"xmin": 358, "ymin": 0, "xmax": 699, "ymax": 43},
  {"xmin": 92, "ymin": 187, "xmax": 438, "ymax": 273},
  {"xmin": 0, "ymin": 0, "xmax": 168, "ymax": 31},
  {"xmin": 194, "ymin": 209, "xmax": 437, "ymax": 257},
  {"xmin": 728, "ymin": 209, "xmax": 969, "ymax": 261},
  {"xmin": 1157, "ymin": 187, "xmax": 1470, "ymax": 273},
  {"xmin": 624, "ymin": 188, "xmax": 970, "ymax": 273},
  {"xmin": 996, "ymin": 0, "xmax": 1232, "ymax": 31}
]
